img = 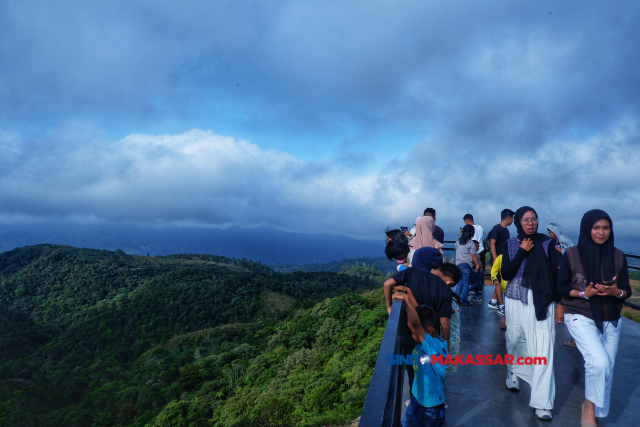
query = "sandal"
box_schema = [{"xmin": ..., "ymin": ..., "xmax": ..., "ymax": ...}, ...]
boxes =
[
  {"xmin": 500, "ymin": 322, "xmax": 507, "ymax": 330},
  {"xmin": 565, "ymin": 340, "xmax": 577, "ymax": 347}
]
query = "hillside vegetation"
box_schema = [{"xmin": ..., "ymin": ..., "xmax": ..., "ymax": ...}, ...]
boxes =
[{"xmin": 0, "ymin": 245, "xmax": 389, "ymax": 426}]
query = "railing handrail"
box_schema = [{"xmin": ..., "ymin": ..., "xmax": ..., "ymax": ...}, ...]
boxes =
[{"xmin": 360, "ymin": 299, "xmax": 407, "ymax": 427}]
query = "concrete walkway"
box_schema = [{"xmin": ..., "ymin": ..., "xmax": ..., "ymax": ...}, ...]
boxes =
[{"xmin": 402, "ymin": 284, "xmax": 640, "ymax": 426}]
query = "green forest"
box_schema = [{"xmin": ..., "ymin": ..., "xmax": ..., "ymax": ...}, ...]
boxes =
[{"xmin": 0, "ymin": 244, "xmax": 390, "ymax": 426}]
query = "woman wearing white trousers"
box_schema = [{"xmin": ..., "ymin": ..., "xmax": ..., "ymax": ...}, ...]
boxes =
[
  {"xmin": 501, "ymin": 206, "xmax": 559, "ymax": 421},
  {"xmin": 555, "ymin": 209, "xmax": 632, "ymax": 427}
]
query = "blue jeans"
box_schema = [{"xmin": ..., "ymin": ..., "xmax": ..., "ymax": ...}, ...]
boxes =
[
  {"xmin": 455, "ymin": 262, "xmax": 472, "ymax": 304},
  {"xmin": 401, "ymin": 394, "xmax": 446, "ymax": 427},
  {"xmin": 469, "ymin": 269, "xmax": 484, "ymax": 296}
]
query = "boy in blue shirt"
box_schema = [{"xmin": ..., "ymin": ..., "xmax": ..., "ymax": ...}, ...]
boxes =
[{"xmin": 393, "ymin": 286, "xmax": 448, "ymax": 427}]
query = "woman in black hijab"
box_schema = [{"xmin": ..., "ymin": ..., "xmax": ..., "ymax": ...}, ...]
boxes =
[
  {"xmin": 500, "ymin": 206, "xmax": 559, "ymax": 421},
  {"xmin": 556, "ymin": 209, "xmax": 631, "ymax": 427}
]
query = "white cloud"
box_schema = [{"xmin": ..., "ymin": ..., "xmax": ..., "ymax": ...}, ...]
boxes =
[{"xmin": 1, "ymin": 122, "xmax": 639, "ymax": 248}]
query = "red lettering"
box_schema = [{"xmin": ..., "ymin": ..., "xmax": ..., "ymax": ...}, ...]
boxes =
[
  {"xmin": 453, "ymin": 354, "xmax": 465, "ymax": 365},
  {"xmin": 432, "ymin": 354, "xmax": 444, "ymax": 365},
  {"xmin": 494, "ymin": 354, "xmax": 504, "ymax": 365},
  {"xmin": 504, "ymin": 354, "xmax": 514, "ymax": 365},
  {"xmin": 534, "ymin": 357, "xmax": 547, "ymax": 365},
  {"xmin": 475, "ymin": 354, "xmax": 485, "ymax": 365},
  {"xmin": 444, "ymin": 355, "xmax": 454, "ymax": 365},
  {"xmin": 484, "ymin": 355, "xmax": 493, "ymax": 364},
  {"xmin": 465, "ymin": 355, "xmax": 475, "ymax": 365}
]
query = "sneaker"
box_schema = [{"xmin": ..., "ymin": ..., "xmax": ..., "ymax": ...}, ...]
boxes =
[
  {"xmin": 488, "ymin": 301, "xmax": 499, "ymax": 310},
  {"xmin": 471, "ymin": 295, "xmax": 482, "ymax": 302},
  {"xmin": 497, "ymin": 307, "xmax": 505, "ymax": 316},
  {"xmin": 534, "ymin": 409, "xmax": 552, "ymax": 420},
  {"xmin": 505, "ymin": 370, "xmax": 520, "ymax": 391}
]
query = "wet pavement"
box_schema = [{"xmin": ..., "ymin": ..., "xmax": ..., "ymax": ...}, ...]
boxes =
[{"xmin": 401, "ymin": 283, "xmax": 640, "ymax": 426}]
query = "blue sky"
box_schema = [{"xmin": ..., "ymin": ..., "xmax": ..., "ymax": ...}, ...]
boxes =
[{"xmin": 1, "ymin": 0, "xmax": 639, "ymax": 247}]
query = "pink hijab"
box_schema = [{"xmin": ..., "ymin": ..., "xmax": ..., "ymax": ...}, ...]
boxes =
[{"xmin": 412, "ymin": 216, "xmax": 445, "ymax": 251}]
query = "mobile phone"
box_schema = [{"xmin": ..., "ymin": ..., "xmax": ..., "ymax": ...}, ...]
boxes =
[
  {"xmin": 400, "ymin": 226, "xmax": 408, "ymax": 232},
  {"xmin": 602, "ymin": 280, "xmax": 615, "ymax": 286}
]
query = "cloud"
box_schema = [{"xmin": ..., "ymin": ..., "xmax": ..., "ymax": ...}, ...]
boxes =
[
  {"xmin": 1, "ymin": 1, "xmax": 640, "ymax": 251},
  {"xmin": 1, "ymin": 122, "xmax": 639, "ymax": 249},
  {"xmin": 2, "ymin": 0, "xmax": 640, "ymax": 153}
]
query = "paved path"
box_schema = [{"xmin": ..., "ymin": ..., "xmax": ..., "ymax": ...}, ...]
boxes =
[{"xmin": 402, "ymin": 283, "xmax": 640, "ymax": 426}]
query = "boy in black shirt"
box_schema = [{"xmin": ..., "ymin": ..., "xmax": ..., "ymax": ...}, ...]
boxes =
[{"xmin": 384, "ymin": 263, "xmax": 461, "ymax": 386}]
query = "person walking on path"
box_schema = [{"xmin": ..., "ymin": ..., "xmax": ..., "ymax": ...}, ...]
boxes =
[
  {"xmin": 501, "ymin": 206, "xmax": 559, "ymax": 420},
  {"xmin": 555, "ymin": 210, "xmax": 632, "ymax": 427},
  {"xmin": 454, "ymin": 224, "xmax": 481, "ymax": 306},
  {"xmin": 464, "ymin": 214, "xmax": 485, "ymax": 299},
  {"xmin": 488, "ymin": 209, "xmax": 514, "ymax": 314}
]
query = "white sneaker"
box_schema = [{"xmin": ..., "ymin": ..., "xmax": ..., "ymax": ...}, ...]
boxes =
[
  {"xmin": 534, "ymin": 409, "xmax": 552, "ymax": 420},
  {"xmin": 505, "ymin": 370, "xmax": 520, "ymax": 391}
]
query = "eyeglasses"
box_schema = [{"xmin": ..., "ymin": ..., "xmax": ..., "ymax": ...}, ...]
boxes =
[{"xmin": 521, "ymin": 218, "xmax": 540, "ymax": 224}]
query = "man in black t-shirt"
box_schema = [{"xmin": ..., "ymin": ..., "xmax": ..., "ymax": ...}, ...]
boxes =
[
  {"xmin": 487, "ymin": 209, "xmax": 514, "ymax": 312},
  {"xmin": 489, "ymin": 209, "xmax": 514, "ymax": 261}
]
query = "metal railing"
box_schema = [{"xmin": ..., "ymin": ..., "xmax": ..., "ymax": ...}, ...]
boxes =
[
  {"xmin": 361, "ymin": 249, "xmax": 640, "ymax": 426},
  {"xmin": 623, "ymin": 253, "xmax": 640, "ymax": 311},
  {"xmin": 359, "ymin": 299, "xmax": 407, "ymax": 427}
]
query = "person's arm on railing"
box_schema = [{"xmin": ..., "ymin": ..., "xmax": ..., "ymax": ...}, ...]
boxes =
[
  {"xmin": 392, "ymin": 291, "xmax": 426, "ymax": 344},
  {"xmin": 395, "ymin": 285, "xmax": 418, "ymax": 307},
  {"xmin": 384, "ymin": 277, "xmax": 397, "ymax": 315},
  {"xmin": 385, "ymin": 269, "xmax": 411, "ymax": 314}
]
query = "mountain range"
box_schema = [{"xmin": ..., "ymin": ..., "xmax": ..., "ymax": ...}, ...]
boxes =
[{"xmin": 0, "ymin": 222, "xmax": 384, "ymax": 265}]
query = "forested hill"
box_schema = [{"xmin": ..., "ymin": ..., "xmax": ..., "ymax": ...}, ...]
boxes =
[{"xmin": 0, "ymin": 244, "xmax": 389, "ymax": 426}]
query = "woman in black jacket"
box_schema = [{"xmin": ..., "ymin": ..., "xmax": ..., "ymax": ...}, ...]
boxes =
[{"xmin": 500, "ymin": 206, "xmax": 559, "ymax": 421}]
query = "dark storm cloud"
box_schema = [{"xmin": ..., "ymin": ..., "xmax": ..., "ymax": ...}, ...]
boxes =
[{"xmin": 2, "ymin": 0, "xmax": 639, "ymax": 141}]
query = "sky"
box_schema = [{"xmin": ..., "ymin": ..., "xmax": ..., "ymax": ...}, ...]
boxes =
[{"xmin": 1, "ymin": 0, "xmax": 640, "ymax": 249}]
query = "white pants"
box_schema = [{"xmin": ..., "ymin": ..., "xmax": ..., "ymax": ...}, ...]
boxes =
[
  {"xmin": 564, "ymin": 313, "xmax": 622, "ymax": 417},
  {"xmin": 505, "ymin": 289, "xmax": 556, "ymax": 409}
]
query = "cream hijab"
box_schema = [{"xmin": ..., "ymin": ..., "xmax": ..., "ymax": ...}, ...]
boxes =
[{"xmin": 412, "ymin": 216, "xmax": 445, "ymax": 252}]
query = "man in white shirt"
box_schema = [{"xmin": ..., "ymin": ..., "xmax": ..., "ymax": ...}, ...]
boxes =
[{"xmin": 463, "ymin": 214, "xmax": 485, "ymax": 301}]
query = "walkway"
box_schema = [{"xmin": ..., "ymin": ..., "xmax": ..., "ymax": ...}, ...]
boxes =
[{"xmin": 401, "ymin": 283, "xmax": 640, "ymax": 426}]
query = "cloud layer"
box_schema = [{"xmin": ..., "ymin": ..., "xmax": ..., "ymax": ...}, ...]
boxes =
[
  {"xmin": 1, "ymin": 1, "xmax": 640, "ymax": 249},
  {"xmin": 1, "ymin": 124, "xmax": 639, "ymax": 248}
]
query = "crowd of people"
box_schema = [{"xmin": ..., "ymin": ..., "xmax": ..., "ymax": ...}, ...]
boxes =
[{"xmin": 383, "ymin": 207, "xmax": 633, "ymax": 427}]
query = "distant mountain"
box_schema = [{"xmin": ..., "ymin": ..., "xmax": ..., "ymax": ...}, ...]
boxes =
[
  {"xmin": 0, "ymin": 222, "xmax": 384, "ymax": 264},
  {"xmin": 271, "ymin": 256, "xmax": 398, "ymax": 275}
]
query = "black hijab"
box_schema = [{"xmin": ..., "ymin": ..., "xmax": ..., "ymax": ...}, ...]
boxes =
[
  {"xmin": 577, "ymin": 209, "xmax": 617, "ymax": 333},
  {"xmin": 515, "ymin": 206, "xmax": 557, "ymax": 320}
]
